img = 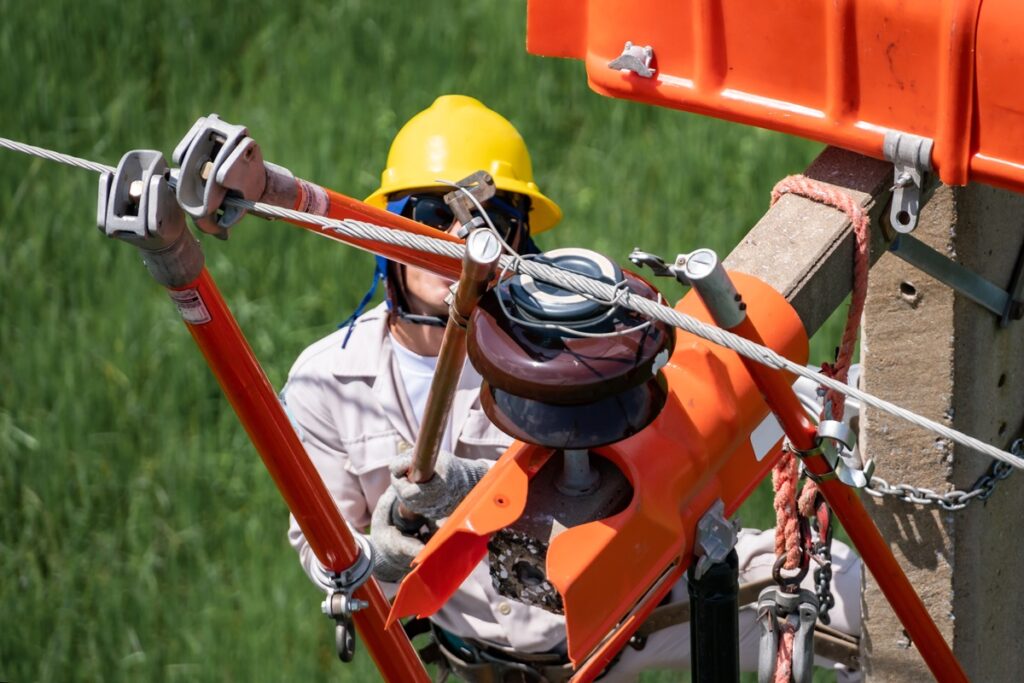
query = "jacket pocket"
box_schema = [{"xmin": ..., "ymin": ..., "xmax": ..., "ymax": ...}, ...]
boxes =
[{"xmin": 342, "ymin": 430, "xmax": 409, "ymax": 476}]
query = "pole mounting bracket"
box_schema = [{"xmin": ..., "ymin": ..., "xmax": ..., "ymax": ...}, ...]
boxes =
[
  {"xmin": 883, "ymin": 131, "xmax": 933, "ymax": 234},
  {"xmin": 889, "ymin": 233, "xmax": 1024, "ymax": 324}
]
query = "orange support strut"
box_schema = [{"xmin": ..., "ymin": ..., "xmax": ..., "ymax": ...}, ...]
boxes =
[
  {"xmin": 725, "ymin": 317, "xmax": 968, "ymax": 683},
  {"xmin": 168, "ymin": 268, "xmax": 429, "ymax": 683}
]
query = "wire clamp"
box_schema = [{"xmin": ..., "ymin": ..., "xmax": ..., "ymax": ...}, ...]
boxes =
[
  {"xmin": 172, "ymin": 114, "xmax": 294, "ymax": 239},
  {"xmin": 98, "ymin": 150, "xmax": 184, "ymax": 246},
  {"xmin": 319, "ymin": 534, "xmax": 375, "ymax": 663},
  {"xmin": 629, "ymin": 249, "xmax": 695, "ymax": 289},
  {"xmin": 628, "ymin": 248, "xmax": 678, "ymax": 279},
  {"xmin": 883, "ymin": 131, "xmax": 933, "ymax": 234},
  {"xmin": 96, "ymin": 150, "xmax": 204, "ymax": 288},
  {"xmin": 795, "ymin": 421, "xmax": 874, "ymax": 488}
]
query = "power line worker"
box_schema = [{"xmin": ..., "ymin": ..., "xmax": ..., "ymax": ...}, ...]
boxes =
[
  {"xmin": 282, "ymin": 95, "xmax": 863, "ymax": 682},
  {"xmin": 283, "ymin": 96, "xmax": 571, "ymax": 681}
]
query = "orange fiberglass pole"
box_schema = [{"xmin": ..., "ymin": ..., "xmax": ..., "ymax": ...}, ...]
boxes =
[
  {"xmin": 681, "ymin": 251, "xmax": 967, "ymax": 683},
  {"xmin": 97, "ymin": 149, "xmax": 429, "ymax": 683},
  {"xmin": 168, "ymin": 268, "xmax": 429, "ymax": 683},
  {"xmin": 285, "ymin": 175, "xmax": 463, "ymax": 280},
  {"xmin": 733, "ymin": 317, "xmax": 967, "ymax": 683}
]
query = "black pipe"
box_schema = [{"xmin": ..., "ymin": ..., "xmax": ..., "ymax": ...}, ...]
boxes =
[{"xmin": 688, "ymin": 549, "xmax": 740, "ymax": 683}]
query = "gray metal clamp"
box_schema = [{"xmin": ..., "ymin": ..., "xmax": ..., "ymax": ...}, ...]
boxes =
[
  {"xmin": 757, "ymin": 587, "xmax": 818, "ymax": 683},
  {"xmin": 319, "ymin": 534, "xmax": 375, "ymax": 663},
  {"xmin": 692, "ymin": 499, "xmax": 740, "ymax": 581},
  {"xmin": 883, "ymin": 131, "xmax": 933, "ymax": 234},
  {"xmin": 172, "ymin": 114, "xmax": 296, "ymax": 239},
  {"xmin": 96, "ymin": 150, "xmax": 204, "ymax": 287},
  {"xmin": 795, "ymin": 420, "xmax": 874, "ymax": 489},
  {"xmin": 608, "ymin": 41, "xmax": 656, "ymax": 78},
  {"xmin": 818, "ymin": 419, "xmax": 873, "ymax": 489}
]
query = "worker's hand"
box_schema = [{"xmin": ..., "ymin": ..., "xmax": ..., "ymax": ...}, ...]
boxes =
[
  {"xmin": 369, "ymin": 486, "xmax": 425, "ymax": 583},
  {"xmin": 389, "ymin": 450, "xmax": 493, "ymax": 520}
]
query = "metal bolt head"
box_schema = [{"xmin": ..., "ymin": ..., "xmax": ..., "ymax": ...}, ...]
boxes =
[
  {"xmin": 890, "ymin": 171, "xmax": 913, "ymax": 191},
  {"xmin": 466, "ymin": 228, "xmax": 502, "ymax": 263},
  {"xmin": 200, "ymin": 161, "xmax": 214, "ymax": 182},
  {"xmin": 683, "ymin": 248, "xmax": 719, "ymax": 279},
  {"xmin": 128, "ymin": 180, "xmax": 144, "ymax": 202}
]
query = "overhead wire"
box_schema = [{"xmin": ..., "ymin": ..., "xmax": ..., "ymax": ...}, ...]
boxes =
[{"xmin": 3, "ymin": 135, "xmax": 1023, "ymax": 471}]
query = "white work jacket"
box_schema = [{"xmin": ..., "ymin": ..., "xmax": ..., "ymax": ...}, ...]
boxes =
[{"xmin": 282, "ymin": 303, "xmax": 566, "ymax": 653}]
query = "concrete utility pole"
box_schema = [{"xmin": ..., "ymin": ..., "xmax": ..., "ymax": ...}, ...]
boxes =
[
  {"xmin": 860, "ymin": 184, "xmax": 1024, "ymax": 680},
  {"xmin": 726, "ymin": 146, "xmax": 1024, "ymax": 679}
]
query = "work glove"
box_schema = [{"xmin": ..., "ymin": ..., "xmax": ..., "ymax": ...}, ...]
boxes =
[
  {"xmin": 369, "ymin": 485, "xmax": 425, "ymax": 583},
  {"xmin": 389, "ymin": 450, "xmax": 494, "ymax": 520}
]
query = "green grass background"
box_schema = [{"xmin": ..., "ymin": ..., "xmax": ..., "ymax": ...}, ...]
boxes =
[{"xmin": 0, "ymin": 1, "xmax": 844, "ymax": 680}]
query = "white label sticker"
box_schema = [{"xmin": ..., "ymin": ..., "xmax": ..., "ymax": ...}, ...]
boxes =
[
  {"xmin": 750, "ymin": 413, "xmax": 784, "ymax": 461},
  {"xmin": 169, "ymin": 288, "xmax": 212, "ymax": 325},
  {"xmin": 296, "ymin": 179, "xmax": 330, "ymax": 217}
]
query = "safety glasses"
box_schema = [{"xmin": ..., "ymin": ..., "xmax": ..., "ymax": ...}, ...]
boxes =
[
  {"xmin": 405, "ymin": 194, "xmax": 456, "ymax": 230},
  {"xmin": 402, "ymin": 192, "xmax": 529, "ymax": 244}
]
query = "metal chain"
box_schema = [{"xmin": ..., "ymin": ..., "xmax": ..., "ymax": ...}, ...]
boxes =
[
  {"xmin": 811, "ymin": 512, "xmax": 834, "ymax": 625},
  {"xmin": 3, "ymin": 134, "xmax": 1024, "ymax": 473},
  {"xmin": 864, "ymin": 439, "xmax": 1021, "ymax": 511}
]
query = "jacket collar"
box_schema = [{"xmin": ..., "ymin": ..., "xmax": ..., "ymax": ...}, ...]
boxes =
[
  {"xmin": 328, "ymin": 303, "xmax": 390, "ymax": 379},
  {"xmin": 329, "ymin": 301, "xmax": 481, "ymax": 447}
]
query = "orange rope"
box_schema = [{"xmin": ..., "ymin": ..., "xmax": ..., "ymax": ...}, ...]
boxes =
[
  {"xmin": 768, "ymin": 175, "xmax": 869, "ymax": 681},
  {"xmin": 772, "ymin": 446, "xmax": 802, "ymax": 569},
  {"xmin": 771, "ymin": 175, "xmax": 870, "ymax": 422},
  {"xmin": 774, "ymin": 624, "xmax": 796, "ymax": 683}
]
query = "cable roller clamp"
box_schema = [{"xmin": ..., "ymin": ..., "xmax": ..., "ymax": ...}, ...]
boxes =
[
  {"xmin": 320, "ymin": 534, "xmax": 375, "ymax": 663},
  {"xmin": 172, "ymin": 114, "xmax": 294, "ymax": 239},
  {"xmin": 96, "ymin": 149, "xmax": 204, "ymax": 288},
  {"xmin": 757, "ymin": 587, "xmax": 818, "ymax": 683}
]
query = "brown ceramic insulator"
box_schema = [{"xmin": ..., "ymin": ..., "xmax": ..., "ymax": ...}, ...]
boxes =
[
  {"xmin": 467, "ymin": 270, "xmax": 673, "ymax": 406},
  {"xmin": 479, "ymin": 376, "xmax": 668, "ymax": 450}
]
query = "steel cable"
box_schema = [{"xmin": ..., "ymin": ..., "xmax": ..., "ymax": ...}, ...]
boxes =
[{"xmin": 4, "ymin": 135, "xmax": 1023, "ymax": 471}]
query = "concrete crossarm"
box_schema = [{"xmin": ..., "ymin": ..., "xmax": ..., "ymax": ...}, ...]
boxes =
[{"xmin": 724, "ymin": 146, "xmax": 895, "ymax": 336}]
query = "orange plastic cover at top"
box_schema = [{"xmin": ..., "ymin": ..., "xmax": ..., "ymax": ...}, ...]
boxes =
[{"xmin": 527, "ymin": 0, "xmax": 1024, "ymax": 195}]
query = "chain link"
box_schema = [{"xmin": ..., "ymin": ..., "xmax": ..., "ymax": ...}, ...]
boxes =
[
  {"xmin": 864, "ymin": 439, "xmax": 1021, "ymax": 511},
  {"xmin": 810, "ymin": 505, "xmax": 835, "ymax": 625}
]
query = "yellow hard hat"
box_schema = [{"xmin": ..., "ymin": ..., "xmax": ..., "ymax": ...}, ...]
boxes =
[{"xmin": 365, "ymin": 95, "xmax": 562, "ymax": 234}]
